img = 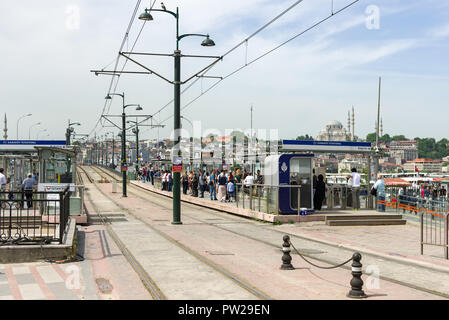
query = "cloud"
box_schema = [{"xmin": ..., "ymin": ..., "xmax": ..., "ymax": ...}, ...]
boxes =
[{"xmin": 430, "ymin": 23, "xmax": 449, "ymax": 38}]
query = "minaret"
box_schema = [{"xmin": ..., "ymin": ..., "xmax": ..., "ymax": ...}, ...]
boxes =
[
  {"xmin": 380, "ymin": 118, "xmax": 383, "ymax": 137},
  {"xmin": 351, "ymin": 106, "xmax": 355, "ymax": 141},
  {"xmin": 347, "ymin": 111, "xmax": 351, "ymax": 140},
  {"xmin": 3, "ymin": 114, "xmax": 7, "ymax": 140}
]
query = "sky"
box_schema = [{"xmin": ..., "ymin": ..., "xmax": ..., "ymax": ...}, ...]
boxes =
[{"xmin": 0, "ymin": 0, "xmax": 448, "ymax": 142}]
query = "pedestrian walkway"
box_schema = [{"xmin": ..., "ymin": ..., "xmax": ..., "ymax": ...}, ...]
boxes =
[
  {"xmin": 0, "ymin": 224, "xmax": 153, "ymax": 300},
  {"xmin": 133, "ymin": 180, "xmax": 449, "ymax": 265},
  {"xmin": 88, "ymin": 177, "xmax": 444, "ymax": 299}
]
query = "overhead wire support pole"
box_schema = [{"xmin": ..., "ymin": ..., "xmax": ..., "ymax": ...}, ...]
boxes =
[
  {"xmin": 91, "ymin": 70, "xmax": 153, "ymax": 76},
  {"xmin": 134, "ymin": 4, "xmax": 217, "ymax": 225},
  {"xmin": 119, "ymin": 52, "xmax": 174, "ymax": 84}
]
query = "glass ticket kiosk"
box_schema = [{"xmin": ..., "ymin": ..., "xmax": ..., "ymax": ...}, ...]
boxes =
[
  {"xmin": 264, "ymin": 154, "xmax": 314, "ymax": 214},
  {"xmin": 36, "ymin": 147, "xmax": 76, "ymax": 185}
]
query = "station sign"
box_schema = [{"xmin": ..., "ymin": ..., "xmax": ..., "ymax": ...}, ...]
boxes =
[
  {"xmin": 122, "ymin": 163, "xmax": 128, "ymax": 172},
  {"xmin": 37, "ymin": 183, "xmax": 76, "ymax": 193},
  {"xmin": 281, "ymin": 140, "xmax": 372, "ymax": 153},
  {"xmin": 173, "ymin": 156, "xmax": 183, "ymax": 172},
  {"xmin": 0, "ymin": 140, "xmax": 67, "ymax": 151}
]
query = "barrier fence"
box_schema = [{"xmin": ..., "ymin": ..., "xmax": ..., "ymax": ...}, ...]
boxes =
[
  {"xmin": 235, "ymin": 183, "xmax": 302, "ymax": 215},
  {"xmin": 375, "ymin": 188, "xmax": 449, "ymax": 260},
  {"xmin": 0, "ymin": 187, "xmax": 71, "ymax": 245}
]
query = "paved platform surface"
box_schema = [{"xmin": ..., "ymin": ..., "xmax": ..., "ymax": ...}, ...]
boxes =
[
  {"xmin": 0, "ymin": 223, "xmax": 152, "ymax": 300},
  {"xmin": 75, "ymin": 167, "xmax": 447, "ymax": 299}
]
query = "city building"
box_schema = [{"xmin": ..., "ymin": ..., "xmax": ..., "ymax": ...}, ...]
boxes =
[
  {"xmin": 388, "ymin": 140, "xmax": 419, "ymax": 164},
  {"xmin": 338, "ymin": 158, "xmax": 365, "ymax": 173},
  {"xmin": 403, "ymin": 158, "xmax": 442, "ymax": 173}
]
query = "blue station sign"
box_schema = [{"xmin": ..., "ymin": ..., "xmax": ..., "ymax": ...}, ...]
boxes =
[{"xmin": 281, "ymin": 140, "xmax": 372, "ymax": 153}]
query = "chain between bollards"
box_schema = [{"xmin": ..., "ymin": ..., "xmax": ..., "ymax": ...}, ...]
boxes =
[{"xmin": 280, "ymin": 235, "xmax": 367, "ymax": 299}]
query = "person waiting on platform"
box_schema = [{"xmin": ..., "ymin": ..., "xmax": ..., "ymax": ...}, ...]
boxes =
[
  {"xmin": 373, "ymin": 174, "xmax": 386, "ymax": 212},
  {"xmin": 348, "ymin": 168, "xmax": 361, "ymax": 210},
  {"xmin": 313, "ymin": 174, "xmax": 326, "ymax": 211},
  {"xmin": 0, "ymin": 168, "xmax": 7, "ymax": 192},
  {"xmin": 22, "ymin": 173, "xmax": 36, "ymax": 209}
]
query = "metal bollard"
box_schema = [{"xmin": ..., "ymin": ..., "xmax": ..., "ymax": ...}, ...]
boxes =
[
  {"xmin": 280, "ymin": 235, "xmax": 294, "ymax": 270},
  {"xmin": 347, "ymin": 252, "xmax": 367, "ymax": 298}
]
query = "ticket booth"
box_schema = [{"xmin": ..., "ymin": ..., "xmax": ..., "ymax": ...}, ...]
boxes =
[{"xmin": 264, "ymin": 154, "xmax": 314, "ymax": 214}]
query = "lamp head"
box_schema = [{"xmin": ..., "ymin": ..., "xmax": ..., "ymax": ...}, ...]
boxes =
[
  {"xmin": 139, "ymin": 9, "xmax": 153, "ymax": 21},
  {"xmin": 105, "ymin": 94, "xmax": 112, "ymax": 100},
  {"xmin": 136, "ymin": 105, "xmax": 143, "ymax": 111},
  {"xmin": 201, "ymin": 35, "xmax": 215, "ymax": 47}
]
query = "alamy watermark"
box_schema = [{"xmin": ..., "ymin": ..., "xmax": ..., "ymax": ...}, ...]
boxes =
[
  {"xmin": 365, "ymin": 264, "xmax": 381, "ymax": 290},
  {"xmin": 65, "ymin": 5, "xmax": 80, "ymax": 31},
  {"xmin": 365, "ymin": 5, "xmax": 380, "ymax": 30},
  {"xmin": 167, "ymin": 121, "xmax": 279, "ymax": 173}
]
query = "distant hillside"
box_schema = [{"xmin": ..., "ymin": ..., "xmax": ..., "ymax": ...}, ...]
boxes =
[{"xmin": 365, "ymin": 133, "xmax": 449, "ymax": 159}]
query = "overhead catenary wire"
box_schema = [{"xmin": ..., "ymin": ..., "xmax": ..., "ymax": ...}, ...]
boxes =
[
  {"xmin": 141, "ymin": 0, "xmax": 309, "ymax": 124},
  {"xmin": 154, "ymin": 0, "xmax": 360, "ymax": 126},
  {"xmin": 89, "ymin": 0, "xmax": 158, "ymax": 138}
]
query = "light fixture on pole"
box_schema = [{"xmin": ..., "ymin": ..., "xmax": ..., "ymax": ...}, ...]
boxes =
[
  {"xmin": 138, "ymin": 3, "xmax": 216, "ymax": 224},
  {"xmin": 66, "ymin": 121, "xmax": 81, "ymax": 145},
  {"xmin": 105, "ymin": 92, "xmax": 142, "ymax": 197},
  {"xmin": 36, "ymin": 129, "xmax": 47, "ymax": 140},
  {"xmin": 28, "ymin": 122, "xmax": 41, "ymax": 140},
  {"xmin": 17, "ymin": 113, "xmax": 32, "ymax": 140}
]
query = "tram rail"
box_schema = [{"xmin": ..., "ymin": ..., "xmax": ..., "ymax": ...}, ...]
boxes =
[
  {"xmin": 85, "ymin": 164, "xmax": 449, "ymax": 299},
  {"xmin": 78, "ymin": 166, "xmax": 165, "ymax": 300},
  {"xmin": 79, "ymin": 165, "xmax": 272, "ymax": 300}
]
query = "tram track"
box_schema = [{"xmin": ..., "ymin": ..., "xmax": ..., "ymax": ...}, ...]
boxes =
[
  {"xmin": 78, "ymin": 166, "xmax": 166, "ymax": 300},
  {"xmin": 79, "ymin": 165, "xmax": 272, "ymax": 300},
  {"xmin": 86, "ymin": 165, "xmax": 449, "ymax": 299}
]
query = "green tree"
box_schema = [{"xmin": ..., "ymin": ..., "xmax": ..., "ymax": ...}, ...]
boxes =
[
  {"xmin": 365, "ymin": 133, "xmax": 391, "ymax": 143},
  {"xmin": 296, "ymin": 134, "xmax": 314, "ymax": 141}
]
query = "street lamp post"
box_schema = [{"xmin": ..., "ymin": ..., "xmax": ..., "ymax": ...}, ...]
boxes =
[
  {"xmin": 66, "ymin": 120, "xmax": 81, "ymax": 145},
  {"xmin": 105, "ymin": 92, "xmax": 142, "ymax": 197},
  {"xmin": 127, "ymin": 119, "xmax": 140, "ymax": 174},
  {"xmin": 36, "ymin": 129, "xmax": 47, "ymax": 140},
  {"xmin": 139, "ymin": 4, "xmax": 215, "ymax": 225},
  {"xmin": 17, "ymin": 113, "xmax": 32, "ymax": 140},
  {"xmin": 28, "ymin": 122, "xmax": 41, "ymax": 140}
]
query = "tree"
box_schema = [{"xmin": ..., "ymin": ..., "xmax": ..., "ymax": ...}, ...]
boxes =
[
  {"xmin": 366, "ymin": 133, "xmax": 376, "ymax": 143},
  {"xmin": 415, "ymin": 137, "xmax": 449, "ymax": 159},
  {"xmin": 365, "ymin": 133, "xmax": 391, "ymax": 143},
  {"xmin": 296, "ymin": 134, "xmax": 314, "ymax": 141},
  {"xmin": 392, "ymin": 135, "xmax": 406, "ymax": 140}
]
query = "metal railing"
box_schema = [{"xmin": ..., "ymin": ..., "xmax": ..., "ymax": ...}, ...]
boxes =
[
  {"xmin": 419, "ymin": 199, "xmax": 448, "ymax": 259},
  {"xmin": 234, "ymin": 183, "xmax": 303, "ymax": 215},
  {"xmin": 375, "ymin": 189, "xmax": 449, "ymax": 259},
  {"xmin": 0, "ymin": 186, "xmax": 71, "ymax": 245},
  {"xmin": 325, "ymin": 185, "xmax": 369, "ymax": 210}
]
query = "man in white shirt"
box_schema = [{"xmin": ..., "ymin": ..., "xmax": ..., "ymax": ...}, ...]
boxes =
[
  {"xmin": 349, "ymin": 168, "xmax": 361, "ymax": 210},
  {"xmin": 0, "ymin": 168, "xmax": 7, "ymax": 192},
  {"xmin": 243, "ymin": 172, "xmax": 254, "ymax": 185}
]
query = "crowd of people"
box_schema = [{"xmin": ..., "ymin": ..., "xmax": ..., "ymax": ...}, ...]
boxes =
[
  {"xmin": 135, "ymin": 163, "xmax": 264, "ymax": 203},
  {"xmin": 135, "ymin": 163, "xmax": 448, "ymax": 214}
]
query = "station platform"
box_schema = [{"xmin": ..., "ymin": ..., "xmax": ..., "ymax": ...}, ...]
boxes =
[
  {"xmin": 130, "ymin": 180, "xmax": 402, "ymax": 225},
  {"xmin": 77, "ymin": 172, "xmax": 449, "ymax": 299},
  {"xmin": 4, "ymin": 166, "xmax": 447, "ymax": 300}
]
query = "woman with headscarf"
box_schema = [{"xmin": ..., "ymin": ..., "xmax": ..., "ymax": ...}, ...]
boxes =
[
  {"xmin": 217, "ymin": 170, "xmax": 228, "ymax": 202},
  {"xmin": 313, "ymin": 174, "xmax": 326, "ymax": 211}
]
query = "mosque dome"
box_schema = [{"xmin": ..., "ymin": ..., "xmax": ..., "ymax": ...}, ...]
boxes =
[{"xmin": 317, "ymin": 120, "xmax": 348, "ymax": 141}]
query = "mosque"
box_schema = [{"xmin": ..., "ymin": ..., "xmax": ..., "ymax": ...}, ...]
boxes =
[
  {"xmin": 315, "ymin": 107, "xmax": 383, "ymax": 142},
  {"xmin": 316, "ymin": 107, "xmax": 362, "ymax": 142}
]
